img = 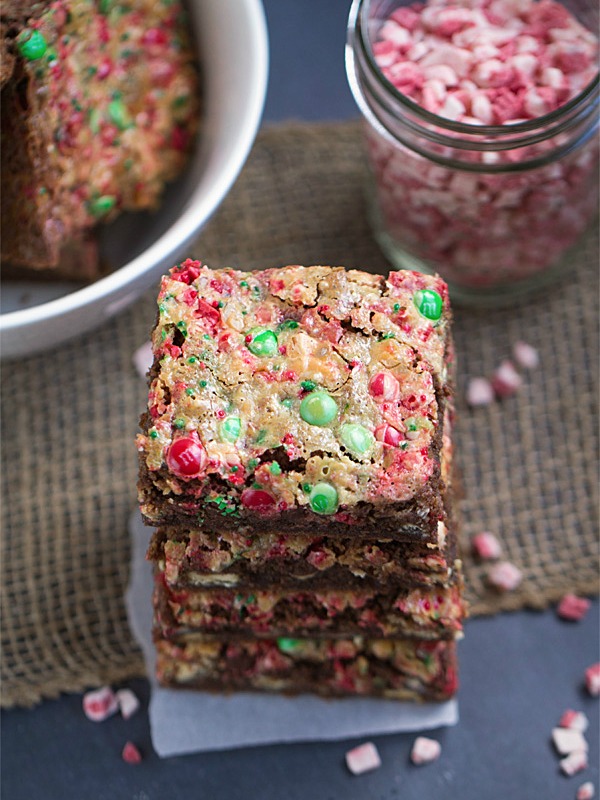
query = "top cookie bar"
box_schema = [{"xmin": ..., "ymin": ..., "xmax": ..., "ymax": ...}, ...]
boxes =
[{"xmin": 137, "ymin": 261, "xmax": 453, "ymax": 542}]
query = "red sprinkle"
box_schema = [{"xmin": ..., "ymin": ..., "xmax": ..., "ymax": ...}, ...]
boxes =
[{"xmin": 172, "ymin": 259, "xmax": 201, "ymax": 285}]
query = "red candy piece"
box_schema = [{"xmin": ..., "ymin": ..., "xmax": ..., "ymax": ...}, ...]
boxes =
[
  {"xmin": 369, "ymin": 371, "xmax": 400, "ymax": 401},
  {"xmin": 375, "ymin": 423, "xmax": 403, "ymax": 447},
  {"xmin": 195, "ymin": 298, "xmax": 221, "ymax": 330},
  {"xmin": 241, "ymin": 488, "xmax": 276, "ymax": 510},
  {"xmin": 557, "ymin": 594, "xmax": 591, "ymax": 622},
  {"xmin": 167, "ymin": 437, "xmax": 207, "ymax": 479},
  {"xmin": 122, "ymin": 742, "xmax": 142, "ymax": 765},
  {"xmin": 83, "ymin": 686, "xmax": 118, "ymax": 722},
  {"xmin": 171, "ymin": 259, "xmax": 201, "ymax": 284}
]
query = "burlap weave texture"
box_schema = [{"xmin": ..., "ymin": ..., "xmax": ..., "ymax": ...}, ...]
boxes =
[{"xmin": 1, "ymin": 121, "xmax": 598, "ymax": 707}]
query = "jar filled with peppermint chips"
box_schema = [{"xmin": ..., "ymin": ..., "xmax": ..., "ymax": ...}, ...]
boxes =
[{"xmin": 346, "ymin": 0, "xmax": 599, "ymax": 305}]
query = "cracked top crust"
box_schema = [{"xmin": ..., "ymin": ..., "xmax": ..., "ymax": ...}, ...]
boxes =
[{"xmin": 137, "ymin": 261, "xmax": 452, "ymax": 526}]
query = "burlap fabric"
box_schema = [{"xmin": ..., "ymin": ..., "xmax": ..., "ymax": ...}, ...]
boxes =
[{"xmin": 1, "ymin": 121, "xmax": 598, "ymax": 708}]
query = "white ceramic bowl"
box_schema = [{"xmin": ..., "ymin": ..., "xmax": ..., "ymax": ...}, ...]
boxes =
[{"xmin": 0, "ymin": 0, "xmax": 269, "ymax": 359}]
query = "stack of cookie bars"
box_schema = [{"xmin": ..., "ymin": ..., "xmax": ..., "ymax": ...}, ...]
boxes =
[{"xmin": 137, "ymin": 261, "xmax": 466, "ymax": 702}]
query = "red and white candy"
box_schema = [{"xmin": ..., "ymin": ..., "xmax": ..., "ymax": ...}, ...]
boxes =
[
  {"xmin": 487, "ymin": 560, "xmax": 523, "ymax": 591},
  {"xmin": 466, "ymin": 377, "xmax": 494, "ymax": 407},
  {"xmin": 491, "ymin": 360, "xmax": 523, "ymax": 398},
  {"xmin": 410, "ymin": 736, "xmax": 441, "ymax": 765},
  {"xmin": 83, "ymin": 686, "xmax": 119, "ymax": 722},
  {"xmin": 116, "ymin": 688, "xmax": 140, "ymax": 720},
  {"xmin": 345, "ymin": 742, "xmax": 382, "ymax": 775},
  {"xmin": 560, "ymin": 750, "xmax": 588, "ymax": 777},
  {"xmin": 559, "ymin": 710, "xmax": 589, "ymax": 733},
  {"xmin": 577, "ymin": 782, "xmax": 595, "ymax": 800},
  {"xmin": 584, "ymin": 662, "xmax": 600, "ymax": 696},
  {"xmin": 122, "ymin": 741, "xmax": 143, "ymax": 765},
  {"xmin": 472, "ymin": 531, "xmax": 502, "ymax": 560},
  {"xmin": 557, "ymin": 594, "xmax": 591, "ymax": 622},
  {"xmin": 552, "ymin": 727, "xmax": 588, "ymax": 756}
]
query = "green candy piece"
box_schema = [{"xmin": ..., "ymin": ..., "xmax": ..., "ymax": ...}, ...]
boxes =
[
  {"xmin": 108, "ymin": 98, "xmax": 132, "ymax": 130},
  {"xmin": 414, "ymin": 289, "xmax": 443, "ymax": 321},
  {"xmin": 300, "ymin": 380, "xmax": 316, "ymax": 392},
  {"xmin": 88, "ymin": 195, "xmax": 116, "ymax": 217},
  {"xmin": 220, "ymin": 416, "xmax": 241, "ymax": 443},
  {"xmin": 247, "ymin": 328, "xmax": 278, "ymax": 357},
  {"xmin": 309, "ymin": 482, "xmax": 339, "ymax": 515},
  {"xmin": 299, "ymin": 391, "xmax": 337, "ymax": 426},
  {"xmin": 277, "ymin": 638, "xmax": 302, "ymax": 654},
  {"xmin": 269, "ymin": 462, "xmax": 282, "ymax": 475},
  {"xmin": 339, "ymin": 423, "xmax": 374, "ymax": 456},
  {"xmin": 17, "ymin": 29, "xmax": 47, "ymax": 61}
]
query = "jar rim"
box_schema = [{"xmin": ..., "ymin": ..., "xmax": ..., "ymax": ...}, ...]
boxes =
[{"xmin": 349, "ymin": 0, "xmax": 600, "ymax": 139}]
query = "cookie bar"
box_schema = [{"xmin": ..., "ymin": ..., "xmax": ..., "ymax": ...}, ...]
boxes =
[
  {"xmin": 153, "ymin": 572, "xmax": 466, "ymax": 641},
  {"xmin": 154, "ymin": 635, "xmax": 458, "ymax": 701},
  {"xmin": 147, "ymin": 523, "xmax": 459, "ymax": 591},
  {"xmin": 137, "ymin": 261, "xmax": 453, "ymax": 542}
]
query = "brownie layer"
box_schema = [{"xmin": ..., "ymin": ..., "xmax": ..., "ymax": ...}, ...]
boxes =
[
  {"xmin": 137, "ymin": 263, "xmax": 454, "ymax": 544},
  {"xmin": 155, "ymin": 635, "xmax": 458, "ymax": 701},
  {"xmin": 153, "ymin": 572, "xmax": 466, "ymax": 641},
  {"xmin": 147, "ymin": 522, "xmax": 458, "ymax": 591}
]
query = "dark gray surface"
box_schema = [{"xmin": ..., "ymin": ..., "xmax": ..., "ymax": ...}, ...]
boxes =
[{"xmin": 2, "ymin": 2, "xmax": 598, "ymax": 798}]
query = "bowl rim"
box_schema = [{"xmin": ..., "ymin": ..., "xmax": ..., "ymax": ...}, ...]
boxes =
[{"xmin": 0, "ymin": 0, "xmax": 269, "ymax": 334}]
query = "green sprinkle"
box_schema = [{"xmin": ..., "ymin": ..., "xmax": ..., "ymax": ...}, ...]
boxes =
[
  {"xmin": 309, "ymin": 482, "xmax": 339, "ymax": 515},
  {"xmin": 176, "ymin": 321, "xmax": 188, "ymax": 337},
  {"xmin": 107, "ymin": 98, "xmax": 132, "ymax": 131},
  {"xmin": 220, "ymin": 416, "xmax": 241, "ymax": 443},
  {"xmin": 414, "ymin": 289, "xmax": 443, "ymax": 321},
  {"xmin": 240, "ymin": 280, "xmax": 249, "ymax": 288},
  {"xmin": 88, "ymin": 108, "xmax": 101, "ymax": 135},
  {"xmin": 381, "ymin": 332, "xmax": 395, "ymax": 340},
  {"xmin": 256, "ymin": 429, "xmax": 267, "ymax": 444},
  {"xmin": 302, "ymin": 483, "xmax": 311, "ymax": 493},
  {"xmin": 187, "ymin": 356, "xmax": 197, "ymax": 364},
  {"xmin": 38, "ymin": 187, "xmax": 47, "ymax": 195},
  {"xmin": 198, "ymin": 380, "xmax": 207, "ymax": 388},
  {"xmin": 406, "ymin": 417, "xmax": 418, "ymax": 432},
  {"xmin": 252, "ymin": 482, "xmax": 262, "ymax": 490},
  {"xmin": 185, "ymin": 388, "xmax": 194, "ymax": 396},
  {"xmin": 279, "ymin": 319, "xmax": 299, "ymax": 330},
  {"xmin": 203, "ymin": 334, "xmax": 210, "ymax": 340},
  {"xmin": 269, "ymin": 462, "xmax": 282, "ymax": 475},
  {"xmin": 339, "ymin": 423, "xmax": 375, "ymax": 457},
  {"xmin": 174, "ymin": 418, "xmax": 185, "ymax": 429},
  {"xmin": 248, "ymin": 458, "xmax": 259, "ymax": 470},
  {"xmin": 149, "ymin": 429, "xmax": 159, "ymax": 439},
  {"xmin": 99, "ymin": 0, "xmax": 113, "ymax": 13},
  {"xmin": 393, "ymin": 303, "xmax": 401, "ymax": 312},
  {"xmin": 124, "ymin": 158, "xmax": 134, "ymax": 171},
  {"xmin": 300, "ymin": 380, "xmax": 316, "ymax": 392},
  {"xmin": 230, "ymin": 466, "xmax": 239, "ymax": 473},
  {"xmin": 88, "ymin": 195, "xmax": 116, "ymax": 217},
  {"xmin": 161, "ymin": 329, "xmax": 167, "ymax": 341},
  {"xmin": 277, "ymin": 638, "xmax": 302, "ymax": 654},
  {"xmin": 281, "ymin": 398, "xmax": 293, "ymax": 409},
  {"xmin": 247, "ymin": 328, "xmax": 278, "ymax": 357},
  {"xmin": 299, "ymin": 391, "xmax": 337, "ymax": 427},
  {"xmin": 17, "ymin": 29, "xmax": 47, "ymax": 61},
  {"xmin": 87, "ymin": 65, "xmax": 98, "ymax": 77}
]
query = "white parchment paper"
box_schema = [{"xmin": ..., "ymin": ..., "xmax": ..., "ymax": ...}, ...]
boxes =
[{"xmin": 126, "ymin": 511, "xmax": 458, "ymax": 757}]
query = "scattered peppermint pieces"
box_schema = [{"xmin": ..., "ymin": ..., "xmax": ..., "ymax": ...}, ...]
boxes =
[
  {"xmin": 577, "ymin": 782, "xmax": 595, "ymax": 800},
  {"xmin": 557, "ymin": 594, "xmax": 592, "ymax": 622},
  {"xmin": 584, "ymin": 663, "xmax": 600, "ymax": 697},
  {"xmin": 560, "ymin": 750, "xmax": 588, "ymax": 777},
  {"xmin": 116, "ymin": 688, "xmax": 140, "ymax": 720},
  {"xmin": 487, "ymin": 561, "xmax": 523, "ymax": 592},
  {"xmin": 491, "ymin": 360, "xmax": 523, "ymax": 398},
  {"xmin": 513, "ymin": 341, "xmax": 539, "ymax": 370},
  {"xmin": 122, "ymin": 741, "xmax": 143, "ymax": 764},
  {"xmin": 552, "ymin": 727, "xmax": 588, "ymax": 756},
  {"xmin": 559, "ymin": 710, "xmax": 589, "ymax": 733},
  {"xmin": 345, "ymin": 742, "xmax": 382, "ymax": 775},
  {"xmin": 466, "ymin": 377, "xmax": 494, "ymax": 407},
  {"xmin": 83, "ymin": 686, "xmax": 119, "ymax": 722},
  {"xmin": 472, "ymin": 531, "xmax": 502, "ymax": 560},
  {"xmin": 133, "ymin": 341, "xmax": 154, "ymax": 378},
  {"xmin": 410, "ymin": 736, "xmax": 441, "ymax": 765}
]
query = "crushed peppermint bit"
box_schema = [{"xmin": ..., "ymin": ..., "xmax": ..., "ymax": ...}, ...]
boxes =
[
  {"xmin": 122, "ymin": 741, "xmax": 143, "ymax": 764},
  {"xmin": 487, "ymin": 561, "xmax": 523, "ymax": 592},
  {"xmin": 560, "ymin": 750, "xmax": 588, "ymax": 777},
  {"xmin": 116, "ymin": 688, "xmax": 140, "ymax": 720},
  {"xmin": 133, "ymin": 342, "xmax": 154, "ymax": 378},
  {"xmin": 552, "ymin": 727, "xmax": 588, "ymax": 756},
  {"xmin": 466, "ymin": 377, "xmax": 494, "ymax": 407},
  {"xmin": 584, "ymin": 663, "xmax": 600, "ymax": 696},
  {"xmin": 513, "ymin": 341, "xmax": 540, "ymax": 370},
  {"xmin": 410, "ymin": 736, "xmax": 441, "ymax": 765},
  {"xmin": 557, "ymin": 594, "xmax": 591, "ymax": 622},
  {"xmin": 559, "ymin": 710, "xmax": 589, "ymax": 733},
  {"xmin": 471, "ymin": 531, "xmax": 502, "ymax": 560},
  {"xmin": 491, "ymin": 360, "xmax": 523, "ymax": 398},
  {"xmin": 83, "ymin": 686, "xmax": 119, "ymax": 722},
  {"xmin": 577, "ymin": 782, "xmax": 595, "ymax": 800},
  {"xmin": 345, "ymin": 742, "xmax": 382, "ymax": 775}
]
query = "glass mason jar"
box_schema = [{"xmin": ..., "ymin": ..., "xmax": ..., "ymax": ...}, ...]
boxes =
[{"xmin": 346, "ymin": 0, "xmax": 599, "ymax": 305}]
